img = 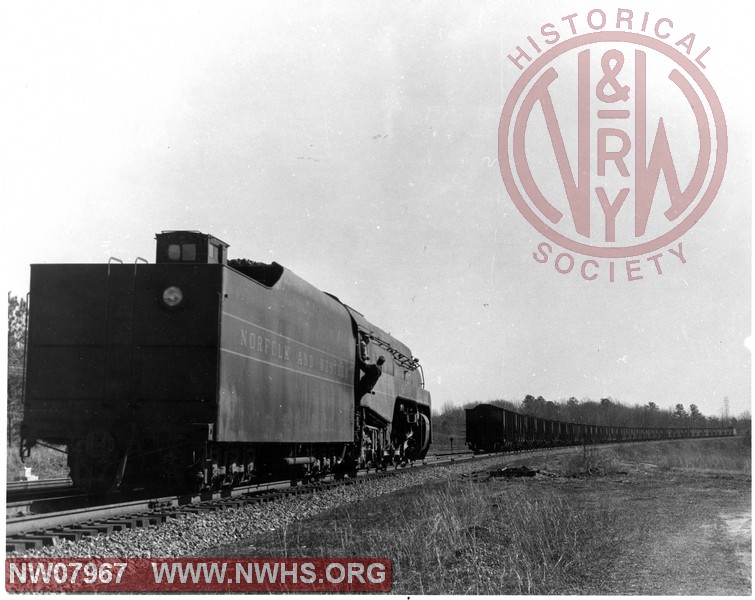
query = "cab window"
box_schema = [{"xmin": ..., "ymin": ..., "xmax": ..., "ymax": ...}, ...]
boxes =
[{"xmin": 167, "ymin": 243, "xmax": 197, "ymax": 261}]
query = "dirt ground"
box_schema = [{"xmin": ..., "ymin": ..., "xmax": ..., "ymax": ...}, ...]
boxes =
[{"xmin": 526, "ymin": 450, "xmax": 752, "ymax": 595}]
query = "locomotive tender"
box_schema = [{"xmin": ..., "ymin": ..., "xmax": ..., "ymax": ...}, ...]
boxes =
[
  {"xmin": 20, "ymin": 231, "xmax": 431, "ymax": 492},
  {"xmin": 466, "ymin": 403, "xmax": 734, "ymax": 453}
]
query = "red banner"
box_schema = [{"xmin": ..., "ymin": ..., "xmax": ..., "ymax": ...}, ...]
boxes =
[{"xmin": 6, "ymin": 558, "xmax": 391, "ymax": 593}]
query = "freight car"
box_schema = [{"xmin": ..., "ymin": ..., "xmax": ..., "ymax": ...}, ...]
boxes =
[
  {"xmin": 465, "ymin": 403, "xmax": 734, "ymax": 453},
  {"xmin": 20, "ymin": 231, "xmax": 431, "ymax": 493}
]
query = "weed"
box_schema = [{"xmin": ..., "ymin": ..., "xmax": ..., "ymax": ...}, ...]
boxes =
[
  {"xmin": 6, "ymin": 444, "xmax": 68, "ymax": 480},
  {"xmin": 219, "ymin": 437, "xmax": 750, "ymax": 594},
  {"xmin": 611, "ymin": 437, "xmax": 751, "ymax": 474},
  {"xmin": 564, "ymin": 445, "xmax": 622, "ymax": 477},
  {"xmin": 270, "ymin": 478, "xmax": 619, "ymax": 594}
]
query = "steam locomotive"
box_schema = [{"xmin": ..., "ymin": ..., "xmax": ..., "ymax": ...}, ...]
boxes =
[{"xmin": 20, "ymin": 231, "xmax": 431, "ymax": 492}]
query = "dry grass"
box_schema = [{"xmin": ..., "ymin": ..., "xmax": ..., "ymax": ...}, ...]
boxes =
[
  {"xmin": 215, "ymin": 436, "xmax": 751, "ymax": 594},
  {"xmin": 559, "ymin": 436, "xmax": 751, "ymax": 478},
  {"xmin": 6, "ymin": 444, "xmax": 69, "ymax": 481},
  {"xmin": 563, "ymin": 445, "xmax": 623, "ymax": 477},
  {"xmin": 244, "ymin": 477, "xmax": 621, "ymax": 594},
  {"xmin": 610, "ymin": 436, "xmax": 751, "ymax": 473}
]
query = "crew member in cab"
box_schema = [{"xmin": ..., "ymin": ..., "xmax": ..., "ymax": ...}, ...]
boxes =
[
  {"xmin": 357, "ymin": 354, "xmax": 385, "ymax": 399},
  {"xmin": 359, "ymin": 333, "xmax": 372, "ymax": 363}
]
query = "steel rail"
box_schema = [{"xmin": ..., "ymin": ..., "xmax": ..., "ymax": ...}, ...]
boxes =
[
  {"xmin": 7, "ymin": 478, "xmax": 72, "ymax": 493},
  {"xmin": 6, "ymin": 452, "xmax": 483, "ymax": 547},
  {"xmin": 6, "ymin": 477, "xmax": 300, "ymax": 537},
  {"xmin": 6, "ymin": 441, "xmax": 669, "ymax": 552}
]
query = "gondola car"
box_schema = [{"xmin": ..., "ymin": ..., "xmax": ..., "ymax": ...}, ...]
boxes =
[{"xmin": 465, "ymin": 403, "xmax": 734, "ymax": 453}]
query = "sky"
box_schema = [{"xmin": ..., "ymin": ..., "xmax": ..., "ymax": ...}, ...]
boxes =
[{"xmin": 1, "ymin": 1, "xmax": 751, "ymax": 418}]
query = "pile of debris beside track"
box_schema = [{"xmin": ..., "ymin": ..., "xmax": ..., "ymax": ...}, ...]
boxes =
[{"xmin": 463, "ymin": 465, "xmax": 540, "ymax": 481}]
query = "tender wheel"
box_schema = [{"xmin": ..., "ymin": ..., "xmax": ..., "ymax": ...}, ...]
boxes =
[{"xmin": 69, "ymin": 430, "xmax": 128, "ymax": 494}]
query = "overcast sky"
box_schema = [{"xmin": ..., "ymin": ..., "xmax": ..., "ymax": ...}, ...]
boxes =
[{"xmin": 2, "ymin": 1, "xmax": 750, "ymax": 418}]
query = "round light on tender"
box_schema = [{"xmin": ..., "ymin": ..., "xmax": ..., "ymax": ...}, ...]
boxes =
[{"xmin": 162, "ymin": 286, "xmax": 183, "ymax": 307}]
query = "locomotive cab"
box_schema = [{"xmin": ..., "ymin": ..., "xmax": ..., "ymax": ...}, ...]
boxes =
[{"xmin": 156, "ymin": 230, "xmax": 229, "ymax": 265}]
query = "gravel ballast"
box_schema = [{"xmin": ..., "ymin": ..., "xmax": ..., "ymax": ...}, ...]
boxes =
[{"xmin": 11, "ymin": 456, "xmax": 510, "ymax": 558}]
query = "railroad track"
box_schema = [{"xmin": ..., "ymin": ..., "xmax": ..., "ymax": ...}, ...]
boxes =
[
  {"xmin": 6, "ymin": 476, "xmax": 305, "ymax": 552},
  {"xmin": 7, "ymin": 478, "xmax": 85, "ymax": 521},
  {"xmin": 5, "ymin": 441, "xmax": 661, "ymax": 553},
  {"xmin": 7, "ymin": 478, "xmax": 72, "ymax": 494},
  {"xmin": 6, "ymin": 451, "xmax": 481, "ymax": 553},
  {"xmin": 8, "ymin": 478, "xmax": 75, "ymax": 503}
]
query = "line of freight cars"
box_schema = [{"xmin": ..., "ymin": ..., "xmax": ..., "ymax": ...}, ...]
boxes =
[{"xmin": 465, "ymin": 403, "xmax": 735, "ymax": 453}]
